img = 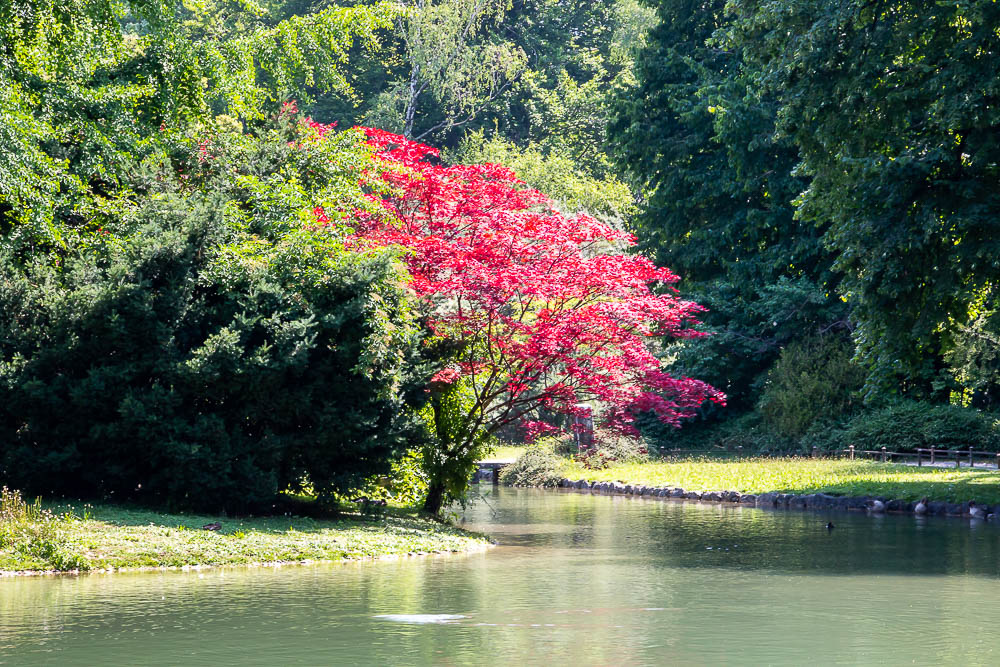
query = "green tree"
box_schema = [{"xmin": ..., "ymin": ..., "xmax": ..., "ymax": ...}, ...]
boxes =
[
  {"xmin": 0, "ymin": 118, "xmax": 422, "ymax": 512},
  {"xmin": 0, "ymin": 1, "xmax": 421, "ymax": 511},
  {"xmin": 1, "ymin": 0, "xmax": 393, "ymax": 253},
  {"xmin": 362, "ymin": 0, "xmax": 526, "ymax": 140},
  {"xmin": 945, "ymin": 295, "xmax": 1000, "ymax": 408},
  {"xmin": 724, "ymin": 0, "xmax": 1000, "ymax": 399},
  {"xmin": 610, "ymin": 0, "xmax": 845, "ymax": 414},
  {"xmin": 759, "ymin": 335, "xmax": 865, "ymax": 437}
]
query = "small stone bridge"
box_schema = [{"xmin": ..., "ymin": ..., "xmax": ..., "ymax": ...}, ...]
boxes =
[{"xmin": 473, "ymin": 459, "xmax": 513, "ymax": 484}]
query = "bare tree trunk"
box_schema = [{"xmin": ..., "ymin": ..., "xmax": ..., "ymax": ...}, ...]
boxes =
[{"xmin": 403, "ymin": 62, "xmax": 421, "ymax": 137}]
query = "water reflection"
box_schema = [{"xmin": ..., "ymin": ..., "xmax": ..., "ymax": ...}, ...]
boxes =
[{"xmin": 3, "ymin": 488, "xmax": 1000, "ymax": 665}]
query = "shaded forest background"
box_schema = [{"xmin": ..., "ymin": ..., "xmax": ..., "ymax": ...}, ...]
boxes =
[{"xmin": 2, "ymin": 0, "xmax": 999, "ymax": 510}]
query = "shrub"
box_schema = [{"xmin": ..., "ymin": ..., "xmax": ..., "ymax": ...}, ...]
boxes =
[
  {"xmin": 347, "ymin": 450, "xmax": 429, "ymax": 506},
  {"xmin": 717, "ymin": 429, "xmax": 796, "ymax": 455},
  {"xmin": 500, "ymin": 442, "xmax": 564, "ymax": 487},
  {"xmin": 841, "ymin": 401, "xmax": 1000, "ymax": 453},
  {"xmin": 0, "ymin": 487, "xmax": 86, "ymax": 571},
  {"xmin": 0, "ymin": 120, "xmax": 424, "ymax": 513},
  {"xmin": 576, "ymin": 430, "xmax": 650, "ymax": 469},
  {"xmin": 0, "ymin": 202, "xmax": 420, "ymax": 512},
  {"xmin": 648, "ymin": 412, "xmax": 794, "ymax": 455},
  {"xmin": 800, "ymin": 418, "xmax": 851, "ymax": 452},
  {"xmin": 759, "ymin": 335, "xmax": 865, "ymax": 437}
]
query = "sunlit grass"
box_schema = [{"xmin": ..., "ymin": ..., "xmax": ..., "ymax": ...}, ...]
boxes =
[
  {"xmin": 558, "ymin": 457, "xmax": 1000, "ymax": 504},
  {"xmin": 0, "ymin": 497, "xmax": 490, "ymax": 574},
  {"xmin": 483, "ymin": 445, "xmax": 526, "ymax": 462}
]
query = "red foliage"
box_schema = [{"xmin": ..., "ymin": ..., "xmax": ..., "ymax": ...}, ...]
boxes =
[{"xmin": 350, "ymin": 128, "xmax": 724, "ymax": 437}]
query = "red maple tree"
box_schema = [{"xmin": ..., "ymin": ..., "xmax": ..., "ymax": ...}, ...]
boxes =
[{"xmin": 345, "ymin": 128, "xmax": 724, "ymax": 511}]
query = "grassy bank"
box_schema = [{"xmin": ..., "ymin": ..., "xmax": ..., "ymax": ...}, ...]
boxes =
[
  {"xmin": 0, "ymin": 490, "xmax": 490, "ymax": 575},
  {"xmin": 556, "ymin": 457, "xmax": 1000, "ymax": 505},
  {"xmin": 485, "ymin": 445, "xmax": 527, "ymax": 461}
]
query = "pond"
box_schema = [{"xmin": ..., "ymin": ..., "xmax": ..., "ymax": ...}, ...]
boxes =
[{"xmin": 3, "ymin": 488, "xmax": 1000, "ymax": 665}]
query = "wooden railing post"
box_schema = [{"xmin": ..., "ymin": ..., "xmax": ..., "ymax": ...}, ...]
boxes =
[
  {"xmin": 881, "ymin": 446, "xmax": 887, "ymax": 463},
  {"xmin": 917, "ymin": 449, "xmax": 922, "ymax": 467},
  {"xmin": 969, "ymin": 446, "xmax": 974, "ymax": 467},
  {"xmin": 812, "ymin": 446, "xmax": 818, "ymax": 459},
  {"xmin": 930, "ymin": 448, "xmax": 935, "ymax": 464},
  {"xmin": 955, "ymin": 450, "xmax": 961, "ymax": 469},
  {"xmin": 849, "ymin": 444, "xmax": 855, "ymax": 461},
  {"xmin": 996, "ymin": 452, "xmax": 1000, "ymax": 470},
  {"xmin": 737, "ymin": 445, "xmax": 743, "ymax": 460}
]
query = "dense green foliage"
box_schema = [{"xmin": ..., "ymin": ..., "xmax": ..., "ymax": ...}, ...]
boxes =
[
  {"xmin": 724, "ymin": 0, "xmax": 1000, "ymax": 399},
  {"xmin": 947, "ymin": 308, "xmax": 1000, "ymax": 406},
  {"xmin": 613, "ymin": 0, "xmax": 1000, "ymax": 451},
  {"xmin": 760, "ymin": 336, "xmax": 865, "ymax": 437},
  {"xmin": 610, "ymin": 0, "xmax": 846, "ymax": 412},
  {"xmin": 0, "ymin": 121, "xmax": 422, "ymax": 512},
  {"xmin": 823, "ymin": 403, "xmax": 1000, "ymax": 455},
  {"xmin": 0, "ymin": 1, "xmax": 426, "ymax": 512},
  {"xmin": 499, "ymin": 442, "xmax": 564, "ymax": 487},
  {"xmin": 0, "ymin": 0, "xmax": 393, "ymax": 250}
]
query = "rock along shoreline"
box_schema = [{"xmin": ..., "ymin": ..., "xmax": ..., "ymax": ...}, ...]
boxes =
[{"xmin": 553, "ymin": 478, "xmax": 995, "ymax": 519}]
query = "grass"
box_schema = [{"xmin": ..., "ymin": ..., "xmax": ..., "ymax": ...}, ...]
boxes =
[
  {"xmin": 483, "ymin": 445, "xmax": 526, "ymax": 461},
  {"xmin": 557, "ymin": 456, "xmax": 1000, "ymax": 504},
  {"xmin": 0, "ymin": 488, "xmax": 490, "ymax": 574}
]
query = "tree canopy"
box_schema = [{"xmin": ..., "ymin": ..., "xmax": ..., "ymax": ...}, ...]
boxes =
[
  {"xmin": 610, "ymin": 0, "xmax": 845, "ymax": 412},
  {"xmin": 354, "ymin": 128, "xmax": 723, "ymax": 511},
  {"xmin": 723, "ymin": 0, "xmax": 1000, "ymax": 399},
  {"xmin": 614, "ymin": 0, "xmax": 1000, "ymax": 416}
]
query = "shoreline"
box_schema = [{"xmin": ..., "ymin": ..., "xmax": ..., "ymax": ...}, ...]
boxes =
[
  {"xmin": 0, "ymin": 501, "xmax": 492, "ymax": 577},
  {"xmin": 0, "ymin": 541, "xmax": 493, "ymax": 579},
  {"xmin": 551, "ymin": 477, "xmax": 993, "ymax": 519}
]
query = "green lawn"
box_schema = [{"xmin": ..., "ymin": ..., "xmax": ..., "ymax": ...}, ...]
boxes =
[
  {"xmin": 483, "ymin": 445, "xmax": 527, "ymax": 462},
  {"xmin": 1, "ymin": 499, "xmax": 490, "ymax": 574},
  {"xmin": 558, "ymin": 456, "xmax": 1000, "ymax": 504}
]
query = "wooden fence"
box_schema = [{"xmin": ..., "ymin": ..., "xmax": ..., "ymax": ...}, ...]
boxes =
[
  {"xmin": 656, "ymin": 445, "xmax": 1000, "ymax": 470},
  {"xmin": 832, "ymin": 444, "xmax": 1000, "ymax": 469}
]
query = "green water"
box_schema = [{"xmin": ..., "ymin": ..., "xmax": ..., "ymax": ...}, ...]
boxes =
[{"xmin": 4, "ymin": 488, "xmax": 1000, "ymax": 666}]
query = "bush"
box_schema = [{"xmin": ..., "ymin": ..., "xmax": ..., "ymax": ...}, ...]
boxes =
[
  {"xmin": 0, "ymin": 121, "xmax": 424, "ymax": 513},
  {"xmin": 840, "ymin": 401, "xmax": 1000, "ymax": 453},
  {"xmin": 500, "ymin": 442, "xmax": 564, "ymax": 487},
  {"xmin": 800, "ymin": 418, "xmax": 851, "ymax": 453},
  {"xmin": 0, "ymin": 487, "xmax": 87, "ymax": 571},
  {"xmin": 0, "ymin": 203, "xmax": 421, "ymax": 512},
  {"xmin": 717, "ymin": 429, "xmax": 796, "ymax": 455},
  {"xmin": 759, "ymin": 335, "xmax": 866, "ymax": 437},
  {"xmin": 576, "ymin": 430, "xmax": 650, "ymax": 469},
  {"xmin": 347, "ymin": 450, "xmax": 429, "ymax": 507}
]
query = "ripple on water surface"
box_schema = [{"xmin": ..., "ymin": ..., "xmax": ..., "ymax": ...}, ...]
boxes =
[{"xmin": 3, "ymin": 488, "xmax": 1000, "ymax": 666}]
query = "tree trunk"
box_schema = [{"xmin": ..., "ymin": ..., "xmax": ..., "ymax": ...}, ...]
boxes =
[
  {"xmin": 404, "ymin": 63, "xmax": 421, "ymax": 138},
  {"xmin": 423, "ymin": 479, "xmax": 446, "ymax": 515}
]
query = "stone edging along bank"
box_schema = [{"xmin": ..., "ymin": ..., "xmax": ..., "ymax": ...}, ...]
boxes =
[{"xmin": 554, "ymin": 478, "xmax": 995, "ymax": 519}]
